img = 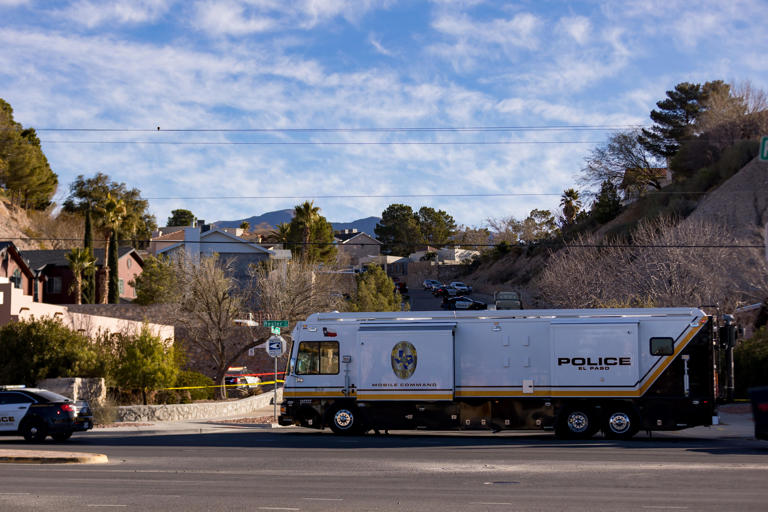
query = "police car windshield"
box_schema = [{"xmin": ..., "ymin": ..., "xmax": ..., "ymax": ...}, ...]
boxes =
[{"xmin": 32, "ymin": 390, "xmax": 72, "ymax": 403}]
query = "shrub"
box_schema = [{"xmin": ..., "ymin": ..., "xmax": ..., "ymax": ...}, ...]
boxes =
[
  {"xmin": 175, "ymin": 370, "xmax": 215, "ymax": 401},
  {"xmin": 112, "ymin": 327, "xmax": 179, "ymax": 405},
  {"xmin": 0, "ymin": 318, "xmax": 103, "ymax": 385}
]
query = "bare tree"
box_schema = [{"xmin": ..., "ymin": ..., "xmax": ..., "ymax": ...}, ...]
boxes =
[
  {"xmin": 580, "ymin": 130, "xmax": 666, "ymax": 199},
  {"xmin": 537, "ymin": 216, "xmax": 768, "ymax": 311}
]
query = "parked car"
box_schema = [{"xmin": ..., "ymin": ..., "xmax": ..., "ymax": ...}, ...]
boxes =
[
  {"xmin": 0, "ymin": 385, "xmax": 93, "ymax": 442},
  {"xmin": 225, "ymin": 367, "xmax": 262, "ymax": 397},
  {"xmin": 395, "ymin": 281, "xmax": 408, "ymax": 294},
  {"xmin": 434, "ymin": 284, "xmax": 459, "ymax": 297},
  {"xmin": 422, "ymin": 279, "xmax": 441, "ymax": 290},
  {"xmin": 750, "ymin": 386, "xmax": 768, "ymax": 441},
  {"xmin": 441, "ymin": 296, "xmax": 487, "ymax": 310},
  {"xmin": 494, "ymin": 290, "xmax": 523, "ymax": 310},
  {"xmin": 449, "ymin": 281, "xmax": 472, "ymax": 294}
]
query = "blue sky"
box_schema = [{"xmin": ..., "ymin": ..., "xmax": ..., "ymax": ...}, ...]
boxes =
[{"xmin": 2, "ymin": 0, "xmax": 767, "ymax": 228}]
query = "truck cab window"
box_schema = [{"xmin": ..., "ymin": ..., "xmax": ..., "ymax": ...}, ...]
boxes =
[
  {"xmin": 650, "ymin": 337, "xmax": 674, "ymax": 356},
  {"xmin": 296, "ymin": 341, "xmax": 339, "ymax": 375}
]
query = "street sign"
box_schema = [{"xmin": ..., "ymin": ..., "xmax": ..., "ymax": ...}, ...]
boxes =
[
  {"xmin": 270, "ymin": 326, "xmax": 281, "ymax": 335},
  {"xmin": 761, "ymin": 136, "xmax": 768, "ymax": 161},
  {"xmin": 266, "ymin": 335, "xmax": 286, "ymax": 357},
  {"xmin": 263, "ymin": 320, "xmax": 289, "ymax": 328}
]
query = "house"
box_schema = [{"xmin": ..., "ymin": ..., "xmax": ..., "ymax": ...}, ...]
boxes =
[
  {"xmin": 150, "ymin": 223, "xmax": 289, "ymax": 280},
  {"xmin": 0, "ymin": 241, "xmax": 42, "ymax": 301},
  {"xmin": 334, "ymin": 229, "xmax": 381, "ymax": 266},
  {"xmin": 437, "ymin": 246, "xmax": 480, "ymax": 264},
  {"xmin": 22, "ymin": 248, "xmax": 144, "ymax": 304}
]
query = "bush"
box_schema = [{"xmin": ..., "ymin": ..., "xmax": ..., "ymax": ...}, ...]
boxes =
[
  {"xmin": 734, "ymin": 327, "xmax": 768, "ymax": 398},
  {"xmin": 0, "ymin": 318, "xmax": 103, "ymax": 385},
  {"xmin": 175, "ymin": 370, "xmax": 215, "ymax": 401},
  {"xmin": 91, "ymin": 398, "xmax": 118, "ymax": 425},
  {"xmin": 112, "ymin": 327, "xmax": 179, "ymax": 405}
]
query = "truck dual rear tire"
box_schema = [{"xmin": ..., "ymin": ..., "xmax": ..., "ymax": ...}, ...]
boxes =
[
  {"xmin": 603, "ymin": 410, "xmax": 638, "ymax": 440},
  {"xmin": 555, "ymin": 408, "xmax": 598, "ymax": 440}
]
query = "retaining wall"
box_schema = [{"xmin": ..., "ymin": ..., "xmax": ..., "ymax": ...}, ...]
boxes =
[{"xmin": 117, "ymin": 388, "xmax": 283, "ymax": 422}]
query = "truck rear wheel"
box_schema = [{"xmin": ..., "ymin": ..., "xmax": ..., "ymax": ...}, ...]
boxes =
[
  {"xmin": 329, "ymin": 406, "xmax": 360, "ymax": 435},
  {"xmin": 555, "ymin": 408, "xmax": 597, "ymax": 440},
  {"xmin": 603, "ymin": 410, "xmax": 638, "ymax": 440}
]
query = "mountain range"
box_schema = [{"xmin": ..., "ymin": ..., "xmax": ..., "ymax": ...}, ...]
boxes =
[{"xmin": 215, "ymin": 210, "xmax": 380, "ymax": 236}]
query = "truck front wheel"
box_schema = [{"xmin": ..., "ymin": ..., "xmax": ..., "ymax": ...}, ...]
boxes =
[{"xmin": 329, "ymin": 406, "xmax": 360, "ymax": 435}]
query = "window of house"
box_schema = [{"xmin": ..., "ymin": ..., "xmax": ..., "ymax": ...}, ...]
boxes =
[
  {"xmin": 127, "ymin": 258, "xmax": 132, "ymax": 269},
  {"xmin": 46, "ymin": 277, "xmax": 62, "ymax": 295},
  {"xmin": 295, "ymin": 341, "xmax": 339, "ymax": 375},
  {"xmin": 118, "ymin": 279, "xmax": 124, "ymax": 295},
  {"xmin": 11, "ymin": 269, "xmax": 22, "ymax": 289}
]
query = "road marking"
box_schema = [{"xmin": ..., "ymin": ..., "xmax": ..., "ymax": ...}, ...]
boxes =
[
  {"xmin": 86, "ymin": 506, "xmax": 128, "ymax": 508},
  {"xmin": 258, "ymin": 508, "xmax": 300, "ymax": 511},
  {"xmin": 303, "ymin": 497, "xmax": 343, "ymax": 501},
  {"xmin": 471, "ymin": 502, "xmax": 513, "ymax": 506},
  {"xmin": 0, "ymin": 493, "xmax": 31, "ymax": 495},
  {"xmin": 642, "ymin": 507, "xmax": 689, "ymax": 510}
]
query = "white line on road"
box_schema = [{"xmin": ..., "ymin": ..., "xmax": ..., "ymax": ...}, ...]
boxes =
[
  {"xmin": 642, "ymin": 507, "xmax": 689, "ymax": 510},
  {"xmin": 86, "ymin": 506, "xmax": 128, "ymax": 508},
  {"xmin": 303, "ymin": 497, "xmax": 343, "ymax": 501},
  {"xmin": 471, "ymin": 502, "xmax": 513, "ymax": 506},
  {"xmin": 258, "ymin": 508, "xmax": 300, "ymax": 511},
  {"xmin": 0, "ymin": 493, "xmax": 31, "ymax": 495}
]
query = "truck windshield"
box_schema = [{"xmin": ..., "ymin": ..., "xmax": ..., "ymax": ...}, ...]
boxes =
[{"xmin": 296, "ymin": 341, "xmax": 339, "ymax": 375}]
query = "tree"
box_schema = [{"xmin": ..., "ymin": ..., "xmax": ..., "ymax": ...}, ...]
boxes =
[
  {"xmin": 417, "ymin": 206, "xmax": 456, "ymax": 246},
  {"xmin": 82, "ymin": 209, "xmax": 96, "ymax": 304},
  {"xmin": 108, "ymin": 229, "xmax": 120, "ymax": 303},
  {"xmin": 293, "ymin": 201, "xmax": 320, "ymax": 261},
  {"xmin": 95, "ymin": 193, "xmax": 126, "ymax": 304},
  {"xmin": 63, "ymin": 173, "xmax": 157, "ymax": 251},
  {"xmin": 520, "ymin": 209, "xmax": 557, "ymax": 242},
  {"xmin": 113, "ymin": 327, "xmax": 179, "ymax": 405},
  {"xmin": 239, "ymin": 221, "xmax": 250, "ymax": 232},
  {"xmin": 286, "ymin": 202, "xmax": 336, "ymax": 264},
  {"xmin": 174, "ymin": 255, "xmax": 251, "ymax": 399},
  {"xmin": 0, "ymin": 99, "xmax": 58, "ymax": 209},
  {"xmin": 66, "ymin": 247, "xmax": 96, "ymax": 305},
  {"xmin": 639, "ymin": 82, "xmax": 704, "ymax": 159},
  {"xmin": 559, "ymin": 188, "xmax": 582, "ymax": 228},
  {"xmin": 267, "ymin": 222, "xmax": 291, "ymax": 244},
  {"xmin": 375, "ymin": 204, "xmax": 422, "ymax": 256},
  {"xmin": 454, "ymin": 225, "xmax": 491, "ymax": 250},
  {"xmin": 350, "ymin": 264, "xmax": 402, "ymax": 312},
  {"xmin": 580, "ymin": 130, "xmax": 666, "ymax": 197},
  {"xmin": 129, "ymin": 255, "xmax": 178, "ymax": 305},
  {"xmin": 590, "ymin": 181, "xmax": 622, "ymax": 224},
  {"xmin": 167, "ymin": 209, "xmax": 196, "ymax": 227}
]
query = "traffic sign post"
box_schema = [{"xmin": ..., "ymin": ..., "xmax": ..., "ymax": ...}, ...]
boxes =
[
  {"xmin": 266, "ymin": 334, "xmax": 287, "ymax": 420},
  {"xmin": 761, "ymin": 136, "xmax": 768, "ymax": 161}
]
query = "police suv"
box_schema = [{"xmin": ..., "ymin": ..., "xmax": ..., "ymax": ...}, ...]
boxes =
[{"xmin": 0, "ymin": 386, "xmax": 94, "ymax": 442}]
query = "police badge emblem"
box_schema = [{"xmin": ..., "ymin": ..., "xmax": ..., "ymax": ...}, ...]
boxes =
[{"xmin": 391, "ymin": 341, "xmax": 417, "ymax": 379}]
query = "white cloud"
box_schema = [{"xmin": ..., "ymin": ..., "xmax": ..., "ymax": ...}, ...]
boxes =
[
  {"xmin": 558, "ymin": 15, "xmax": 590, "ymax": 45},
  {"xmin": 369, "ymin": 33, "xmax": 392, "ymax": 56},
  {"xmin": 60, "ymin": 0, "xmax": 173, "ymax": 28}
]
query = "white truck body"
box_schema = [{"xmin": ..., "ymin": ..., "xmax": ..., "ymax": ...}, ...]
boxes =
[{"xmin": 280, "ymin": 308, "xmax": 722, "ymax": 438}]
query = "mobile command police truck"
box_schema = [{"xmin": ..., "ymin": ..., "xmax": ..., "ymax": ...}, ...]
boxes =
[{"xmin": 278, "ymin": 308, "xmax": 734, "ymax": 439}]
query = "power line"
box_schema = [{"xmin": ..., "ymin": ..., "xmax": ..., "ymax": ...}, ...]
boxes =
[
  {"xmin": 35, "ymin": 124, "xmax": 641, "ymax": 133},
  {"xmin": 140, "ymin": 191, "xmax": 710, "ymax": 200},
  {"xmin": 39, "ymin": 140, "xmax": 603, "ymax": 145}
]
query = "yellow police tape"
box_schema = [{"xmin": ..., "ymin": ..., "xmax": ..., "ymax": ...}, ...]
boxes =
[{"xmin": 161, "ymin": 380, "xmax": 285, "ymax": 391}]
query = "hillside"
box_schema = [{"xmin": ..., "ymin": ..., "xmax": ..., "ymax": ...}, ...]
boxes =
[
  {"xmin": 462, "ymin": 156, "xmax": 768, "ymax": 305},
  {"xmin": 0, "ymin": 199, "xmax": 36, "ymax": 250}
]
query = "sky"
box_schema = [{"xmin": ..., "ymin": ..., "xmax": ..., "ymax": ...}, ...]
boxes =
[{"xmin": 2, "ymin": 0, "xmax": 767, "ymax": 229}]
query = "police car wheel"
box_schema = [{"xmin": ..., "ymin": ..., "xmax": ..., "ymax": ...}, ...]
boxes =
[
  {"xmin": 329, "ymin": 407, "xmax": 360, "ymax": 435},
  {"xmin": 603, "ymin": 410, "xmax": 638, "ymax": 440},
  {"xmin": 51, "ymin": 432, "xmax": 73, "ymax": 442},
  {"xmin": 21, "ymin": 419, "xmax": 47, "ymax": 442}
]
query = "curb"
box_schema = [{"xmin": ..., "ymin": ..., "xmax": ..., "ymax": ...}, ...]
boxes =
[
  {"xmin": 0, "ymin": 450, "xmax": 109, "ymax": 464},
  {"xmin": 89, "ymin": 423, "xmax": 282, "ymax": 436}
]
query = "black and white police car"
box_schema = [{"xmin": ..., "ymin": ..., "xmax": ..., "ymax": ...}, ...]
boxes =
[{"xmin": 0, "ymin": 386, "xmax": 94, "ymax": 442}]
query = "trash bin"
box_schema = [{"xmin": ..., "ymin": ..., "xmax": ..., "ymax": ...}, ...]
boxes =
[{"xmin": 748, "ymin": 386, "xmax": 768, "ymax": 441}]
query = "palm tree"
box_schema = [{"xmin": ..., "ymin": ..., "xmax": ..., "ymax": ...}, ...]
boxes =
[
  {"xmin": 293, "ymin": 201, "xmax": 320, "ymax": 261},
  {"xmin": 95, "ymin": 193, "xmax": 127, "ymax": 303},
  {"xmin": 267, "ymin": 222, "xmax": 291, "ymax": 244},
  {"xmin": 66, "ymin": 248, "xmax": 96, "ymax": 305},
  {"xmin": 559, "ymin": 188, "xmax": 582, "ymax": 227}
]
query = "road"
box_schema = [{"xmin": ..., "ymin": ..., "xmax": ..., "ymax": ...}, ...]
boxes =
[{"xmin": 1, "ymin": 428, "xmax": 766, "ymax": 511}]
